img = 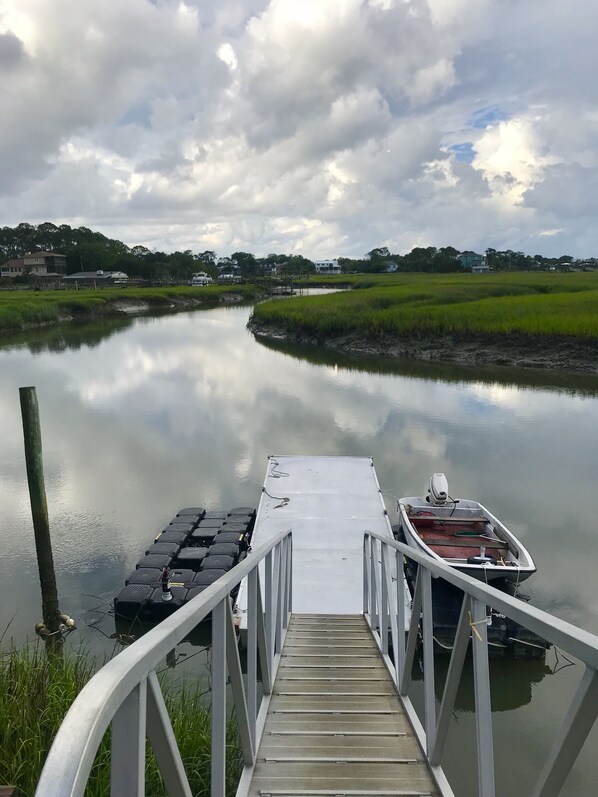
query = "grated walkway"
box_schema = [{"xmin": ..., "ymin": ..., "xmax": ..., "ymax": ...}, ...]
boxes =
[{"xmin": 247, "ymin": 614, "xmax": 439, "ymax": 797}]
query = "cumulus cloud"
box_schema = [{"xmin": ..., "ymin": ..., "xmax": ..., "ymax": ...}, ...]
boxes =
[{"xmin": 0, "ymin": 0, "xmax": 596, "ymax": 256}]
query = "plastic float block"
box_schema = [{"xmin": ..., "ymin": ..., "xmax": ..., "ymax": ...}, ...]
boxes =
[
  {"xmin": 194, "ymin": 518, "xmax": 222, "ymax": 529},
  {"xmin": 125, "ymin": 568, "xmax": 162, "ymax": 586},
  {"xmin": 207, "ymin": 542, "xmax": 239, "ymax": 559},
  {"xmin": 156, "ymin": 530, "xmax": 189, "ymax": 545},
  {"xmin": 228, "ymin": 506, "xmax": 255, "ymax": 517},
  {"xmin": 166, "ymin": 521, "xmax": 196, "ymax": 533},
  {"xmin": 145, "ymin": 542, "xmax": 181, "ymax": 557},
  {"xmin": 190, "ymin": 528, "xmax": 219, "ymax": 546},
  {"xmin": 200, "ymin": 555, "xmax": 235, "ymax": 571},
  {"xmin": 204, "ymin": 510, "xmax": 227, "ymax": 520},
  {"xmin": 176, "ymin": 507, "xmax": 206, "ymax": 518},
  {"xmin": 213, "ymin": 531, "xmax": 245, "ymax": 545},
  {"xmin": 136, "ymin": 553, "xmax": 172, "ymax": 570},
  {"xmin": 114, "ymin": 584, "xmax": 153, "ymax": 619},
  {"xmin": 174, "ymin": 547, "xmax": 209, "ymax": 567},
  {"xmin": 167, "ymin": 568, "xmax": 197, "ymax": 586},
  {"xmin": 219, "ymin": 520, "xmax": 248, "ymax": 533},
  {"xmin": 147, "ymin": 586, "xmax": 188, "ymax": 618}
]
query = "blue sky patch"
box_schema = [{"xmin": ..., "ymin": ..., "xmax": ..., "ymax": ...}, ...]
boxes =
[
  {"xmin": 468, "ymin": 106, "xmax": 510, "ymax": 130},
  {"xmin": 450, "ymin": 143, "xmax": 475, "ymax": 163}
]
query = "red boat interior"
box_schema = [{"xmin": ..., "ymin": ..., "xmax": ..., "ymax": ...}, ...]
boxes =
[{"xmin": 408, "ymin": 513, "xmax": 511, "ymax": 563}]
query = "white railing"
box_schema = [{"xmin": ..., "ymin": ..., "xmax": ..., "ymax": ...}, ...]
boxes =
[
  {"xmin": 363, "ymin": 531, "xmax": 598, "ymax": 797},
  {"xmin": 35, "ymin": 529, "xmax": 293, "ymax": 797}
]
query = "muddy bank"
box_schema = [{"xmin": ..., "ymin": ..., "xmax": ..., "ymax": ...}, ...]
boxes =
[
  {"xmin": 111, "ymin": 292, "xmax": 246, "ymax": 315},
  {"xmin": 248, "ymin": 321, "xmax": 598, "ymax": 375}
]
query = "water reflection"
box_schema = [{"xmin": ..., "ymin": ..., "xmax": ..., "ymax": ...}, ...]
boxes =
[
  {"xmin": 1, "ymin": 305, "xmax": 597, "ymax": 644},
  {"xmin": 1, "ymin": 304, "xmax": 597, "ymax": 795},
  {"xmin": 0, "ymin": 318, "xmax": 134, "ymax": 354},
  {"xmin": 254, "ymin": 334, "xmax": 598, "ymax": 398}
]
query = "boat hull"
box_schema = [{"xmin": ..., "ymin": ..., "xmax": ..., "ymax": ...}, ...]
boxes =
[{"xmin": 398, "ymin": 497, "xmax": 536, "ymax": 583}]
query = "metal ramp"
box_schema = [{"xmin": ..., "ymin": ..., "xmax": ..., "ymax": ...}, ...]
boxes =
[{"xmin": 247, "ymin": 613, "xmax": 438, "ymax": 797}]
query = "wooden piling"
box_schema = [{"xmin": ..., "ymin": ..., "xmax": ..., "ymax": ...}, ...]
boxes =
[{"xmin": 19, "ymin": 386, "xmax": 61, "ymax": 634}]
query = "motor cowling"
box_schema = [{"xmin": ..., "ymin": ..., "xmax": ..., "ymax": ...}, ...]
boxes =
[{"xmin": 427, "ymin": 473, "xmax": 449, "ymax": 505}]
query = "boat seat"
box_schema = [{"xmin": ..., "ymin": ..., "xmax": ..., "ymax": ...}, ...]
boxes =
[{"xmin": 423, "ymin": 537, "xmax": 509, "ymax": 549}]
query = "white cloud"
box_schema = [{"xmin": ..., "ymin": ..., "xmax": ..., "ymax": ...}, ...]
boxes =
[{"xmin": 0, "ymin": 0, "xmax": 597, "ymax": 257}]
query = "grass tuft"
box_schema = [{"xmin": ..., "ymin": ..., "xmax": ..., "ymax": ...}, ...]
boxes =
[{"xmin": 0, "ymin": 644, "xmax": 241, "ymax": 796}]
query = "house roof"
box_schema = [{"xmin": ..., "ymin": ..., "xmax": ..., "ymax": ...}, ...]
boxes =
[{"xmin": 25, "ymin": 250, "xmax": 66, "ymax": 258}]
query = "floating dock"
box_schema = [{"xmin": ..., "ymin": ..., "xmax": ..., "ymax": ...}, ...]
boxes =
[{"xmin": 237, "ymin": 455, "xmax": 405, "ymax": 624}]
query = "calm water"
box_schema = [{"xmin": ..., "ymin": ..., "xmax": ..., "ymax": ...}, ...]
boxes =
[{"xmin": 1, "ymin": 301, "xmax": 597, "ymax": 795}]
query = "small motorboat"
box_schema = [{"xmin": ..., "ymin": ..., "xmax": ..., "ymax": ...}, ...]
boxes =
[{"xmin": 398, "ymin": 473, "xmax": 536, "ymax": 582}]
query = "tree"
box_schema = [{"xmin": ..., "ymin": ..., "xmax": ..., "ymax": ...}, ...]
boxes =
[{"xmin": 231, "ymin": 251, "xmax": 258, "ymax": 277}]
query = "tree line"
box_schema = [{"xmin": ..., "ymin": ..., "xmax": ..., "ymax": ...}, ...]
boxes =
[{"xmin": 1, "ymin": 223, "xmax": 593, "ymax": 280}]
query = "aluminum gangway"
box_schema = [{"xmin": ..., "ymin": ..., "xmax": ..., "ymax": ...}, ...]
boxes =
[{"xmin": 35, "ymin": 456, "xmax": 598, "ymax": 797}]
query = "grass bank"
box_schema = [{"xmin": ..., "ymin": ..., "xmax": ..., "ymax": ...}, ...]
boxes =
[
  {"xmin": 253, "ymin": 273, "xmax": 598, "ymax": 338},
  {"xmin": 250, "ymin": 273, "xmax": 598, "ymax": 372},
  {"xmin": 0, "ymin": 645, "xmax": 241, "ymax": 796},
  {"xmin": 0, "ymin": 284, "xmax": 261, "ymax": 334}
]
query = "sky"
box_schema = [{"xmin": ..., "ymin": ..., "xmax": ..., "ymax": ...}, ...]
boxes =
[{"xmin": 0, "ymin": 0, "xmax": 597, "ymax": 260}]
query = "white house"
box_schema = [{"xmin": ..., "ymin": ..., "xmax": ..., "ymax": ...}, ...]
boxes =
[{"xmin": 314, "ymin": 259, "xmax": 341, "ymax": 274}]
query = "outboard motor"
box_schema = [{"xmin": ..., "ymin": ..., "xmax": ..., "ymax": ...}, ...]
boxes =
[{"xmin": 427, "ymin": 473, "xmax": 449, "ymax": 505}]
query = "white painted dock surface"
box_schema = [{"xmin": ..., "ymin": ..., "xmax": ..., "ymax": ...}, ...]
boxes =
[{"xmin": 241, "ymin": 455, "xmax": 394, "ymax": 616}]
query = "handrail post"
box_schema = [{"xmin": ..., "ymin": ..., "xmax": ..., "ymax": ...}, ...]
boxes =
[
  {"xmin": 395, "ymin": 548, "xmax": 406, "ymax": 686},
  {"xmin": 369, "ymin": 535, "xmax": 378, "ymax": 631},
  {"xmin": 211, "ymin": 598, "xmax": 227, "ymax": 797},
  {"xmin": 265, "ymin": 550, "xmax": 273, "ymax": 667},
  {"xmin": 111, "ymin": 679, "xmax": 147, "ymax": 797},
  {"xmin": 381, "ymin": 542, "xmax": 389, "ymax": 656},
  {"xmin": 363, "ymin": 534, "xmax": 370, "ymax": 616},
  {"xmin": 275, "ymin": 542, "xmax": 284, "ymax": 654},
  {"xmin": 421, "ymin": 567, "xmax": 436, "ymax": 753},
  {"xmin": 247, "ymin": 566, "xmax": 258, "ymax": 749},
  {"xmin": 471, "ymin": 597, "xmax": 496, "ymax": 797}
]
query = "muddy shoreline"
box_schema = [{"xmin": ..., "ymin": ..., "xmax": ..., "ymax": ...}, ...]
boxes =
[{"xmin": 248, "ymin": 321, "xmax": 598, "ymax": 376}]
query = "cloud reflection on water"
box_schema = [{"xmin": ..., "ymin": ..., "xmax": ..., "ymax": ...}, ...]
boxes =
[{"xmin": 0, "ymin": 306, "xmax": 597, "ymax": 644}]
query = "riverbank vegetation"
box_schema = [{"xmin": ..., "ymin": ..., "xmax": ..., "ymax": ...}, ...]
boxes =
[
  {"xmin": 3, "ymin": 223, "xmax": 596, "ymax": 284},
  {"xmin": 0, "ymin": 644, "xmax": 241, "ymax": 796},
  {"xmin": 251, "ymin": 273, "xmax": 598, "ymax": 340},
  {"xmin": 0, "ymin": 284, "xmax": 260, "ymax": 333}
]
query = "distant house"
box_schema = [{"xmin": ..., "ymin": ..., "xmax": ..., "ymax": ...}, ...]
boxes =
[
  {"xmin": 63, "ymin": 270, "xmax": 129, "ymax": 285},
  {"xmin": 190, "ymin": 272, "xmax": 213, "ymax": 286},
  {"xmin": 314, "ymin": 259, "xmax": 341, "ymax": 275},
  {"xmin": 1, "ymin": 250, "xmax": 67, "ymax": 278},
  {"xmin": 458, "ymin": 251, "xmax": 489, "ymax": 272},
  {"xmin": 385, "ymin": 262, "xmax": 399, "ymax": 273}
]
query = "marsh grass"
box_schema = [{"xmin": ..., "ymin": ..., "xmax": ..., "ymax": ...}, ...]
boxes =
[
  {"xmin": 253, "ymin": 273, "xmax": 598, "ymax": 339},
  {"xmin": 0, "ymin": 644, "xmax": 241, "ymax": 797},
  {"xmin": 0, "ymin": 284, "xmax": 259, "ymax": 333}
]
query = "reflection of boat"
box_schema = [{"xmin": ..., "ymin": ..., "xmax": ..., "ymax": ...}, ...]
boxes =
[
  {"xmin": 399, "ymin": 473, "xmax": 536, "ymax": 583},
  {"xmin": 412, "ymin": 650, "xmax": 551, "ymax": 711}
]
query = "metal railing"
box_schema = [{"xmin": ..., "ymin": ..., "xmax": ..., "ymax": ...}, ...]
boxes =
[
  {"xmin": 363, "ymin": 531, "xmax": 598, "ymax": 797},
  {"xmin": 35, "ymin": 529, "xmax": 293, "ymax": 797}
]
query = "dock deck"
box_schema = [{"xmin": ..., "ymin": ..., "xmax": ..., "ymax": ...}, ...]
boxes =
[{"xmin": 239, "ymin": 455, "xmax": 397, "ymax": 617}]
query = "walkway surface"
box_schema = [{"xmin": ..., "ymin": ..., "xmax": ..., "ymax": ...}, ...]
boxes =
[{"xmin": 247, "ymin": 614, "xmax": 439, "ymax": 797}]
